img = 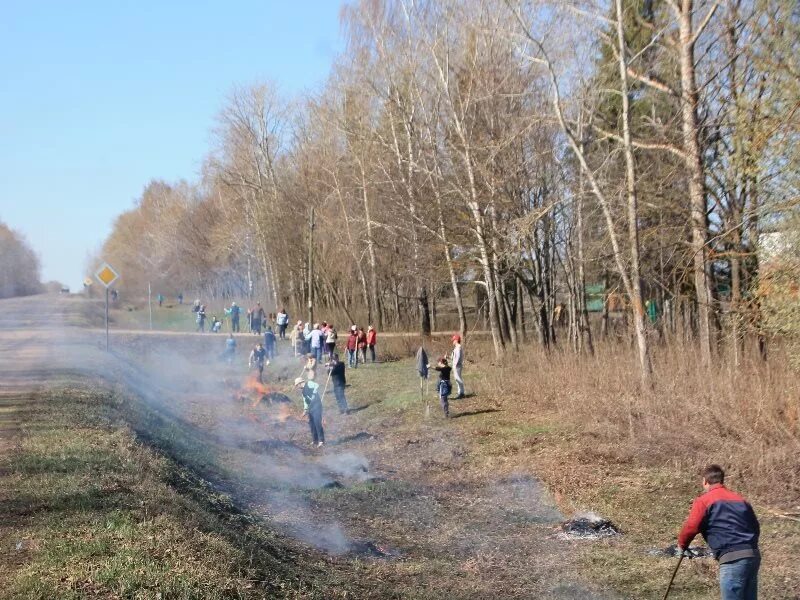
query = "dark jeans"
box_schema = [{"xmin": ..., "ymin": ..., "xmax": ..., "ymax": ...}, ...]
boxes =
[
  {"xmin": 308, "ymin": 405, "xmax": 324, "ymax": 444},
  {"xmin": 438, "ymin": 380, "xmax": 451, "ymax": 417},
  {"xmin": 265, "ymin": 345, "xmax": 275, "ymax": 360},
  {"xmin": 720, "ymin": 556, "xmax": 759, "ymax": 600},
  {"xmin": 326, "ymin": 342, "xmax": 336, "ymax": 359},
  {"xmin": 232, "ymin": 317, "xmax": 239, "ymax": 332},
  {"xmin": 333, "ymin": 384, "xmax": 348, "ymax": 413},
  {"xmin": 368, "ymin": 344, "xmax": 376, "ymax": 362},
  {"xmin": 279, "ymin": 323, "xmax": 287, "ymax": 339},
  {"xmin": 347, "ymin": 348, "xmax": 357, "ymax": 367}
]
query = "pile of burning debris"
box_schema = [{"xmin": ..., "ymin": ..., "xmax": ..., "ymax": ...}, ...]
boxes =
[
  {"xmin": 557, "ymin": 513, "xmax": 621, "ymax": 540},
  {"xmin": 227, "ymin": 376, "xmax": 302, "ymax": 424}
]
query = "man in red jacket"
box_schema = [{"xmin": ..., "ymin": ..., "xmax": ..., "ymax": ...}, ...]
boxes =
[{"xmin": 677, "ymin": 464, "xmax": 760, "ymax": 599}]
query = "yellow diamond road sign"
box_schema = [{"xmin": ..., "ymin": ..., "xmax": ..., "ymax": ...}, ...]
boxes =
[{"xmin": 95, "ymin": 263, "xmax": 119, "ymax": 288}]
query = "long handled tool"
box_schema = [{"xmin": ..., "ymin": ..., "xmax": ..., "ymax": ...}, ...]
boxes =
[
  {"xmin": 321, "ymin": 369, "xmax": 332, "ymax": 399},
  {"xmin": 662, "ymin": 554, "xmax": 684, "ymax": 600}
]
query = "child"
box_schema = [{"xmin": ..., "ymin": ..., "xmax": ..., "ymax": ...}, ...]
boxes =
[
  {"xmin": 249, "ymin": 343, "xmax": 268, "ymax": 383},
  {"xmin": 366, "ymin": 325, "xmax": 377, "ymax": 362},
  {"xmin": 346, "ymin": 326, "xmax": 359, "ymax": 367},
  {"xmin": 356, "ymin": 326, "xmax": 368, "ymax": 364},
  {"xmin": 326, "ymin": 353, "xmax": 348, "ymax": 414},
  {"xmin": 431, "ymin": 356, "xmax": 452, "ymax": 418},
  {"xmin": 295, "ymin": 372, "xmax": 324, "ymax": 447},
  {"xmin": 211, "ymin": 315, "xmax": 222, "ymax": 333},
  {"xmin": 304, "ymin": 353, "xmax": 317, "ymax": 374}
]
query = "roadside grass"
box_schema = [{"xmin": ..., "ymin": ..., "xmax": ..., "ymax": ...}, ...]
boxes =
[
  {"xmin": 110, "ymin": 303, "xmax": 196, "ymax": 331},
  {"xmin": 0, "ymin": 382, "xmax": 380, "ymax": 599},
  {"xmin": 330, "ymin": 342, "xmax": 799, "ymax": 599},
  {"xmin": 3, "ymin": 322, "xmax": 797, "ymax": 599}
]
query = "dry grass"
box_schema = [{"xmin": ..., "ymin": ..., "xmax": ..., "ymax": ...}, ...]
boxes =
[{"xmin": 459, "ymin": 335, "xmax": 800, "ymax": 598}]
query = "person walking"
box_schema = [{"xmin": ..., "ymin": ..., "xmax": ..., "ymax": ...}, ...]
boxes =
[
  {"xmin": 677, "ymin": 464, "xmax": 760, "ymax": 600},
  {"xmin": 366, "ymin": 325, "xmax": 377, "ymax": 362},
  {"xmin": 264, "ymin": 326, "xmax": 277, "ymax": 360},
  {"xmin": 277, "ymin": 308, "xmax": 289, "ymax": 339},
  {"xmin": 306, "ymin": 323, "xmax": 324, "ymax": 363},
  {"xmin": 346, "ymin": 326, "xmax": 358, "ymax": 368},
  {"xmin": 451, "ymin": 334, "xmax": 465, "ymax": 399},
  {"xmin": 229, "ymin": 302, "xmax": 241, "ymax": 332},
  {"xmin": 250, "ymin": 303, "xmax": 265, "ymax": 335},
  {"xmin": 326, "ymin": 353, "xmax": 348, "ymax": 414},
  {"xmin": 356, "ymin": 326, "xmax": 368, "ymax": 364},
  {"xmin": 296, "ymin": 372, "xmax": 324, "ymax": 447},
  {"xmin": 196, "ymin": 305, "xmax": 207, "ymax": 333},
  {"xmin": 430, "ymin": 356, "xmax": 452, "ymax": 418},
  {"xmin": 249, "ymin": 343, "xmax": 268, "ymax": 383}
]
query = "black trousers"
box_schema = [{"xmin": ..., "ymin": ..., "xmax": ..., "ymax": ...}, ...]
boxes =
[
  {"xmin": 308, "ymin": 405, "xmax": 324, "ymax": 443},
  {"xmin": 333, "ymin": 384, "xmax": 348, "ymax": 413}
]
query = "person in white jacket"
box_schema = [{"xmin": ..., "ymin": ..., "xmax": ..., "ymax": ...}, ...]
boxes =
[{"xmin": 451, "ymin": 334, "xmax": 465, "ymax": 399}]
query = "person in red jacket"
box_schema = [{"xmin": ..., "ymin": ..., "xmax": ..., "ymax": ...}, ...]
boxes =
[
  {"xmin": 677, "ymin": 464, "xmax": 760, "ymax": 600},
  {"xmin": 366, "ymin": 325, "xmax": 377, "ymax": 362},
  {"xmin": 346, "ymin": 326, "xmax": 359, "ymax": 368}
]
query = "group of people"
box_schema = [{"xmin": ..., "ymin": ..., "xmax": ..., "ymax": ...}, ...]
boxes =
[
  {"xmin": 193, "ymin": 302, "xmax": 223, "ymax": 333},
  {"xmin": 226, "ymin": 316, "xmax": 763, "ymax": 600},
  {"xmin": 289, "ymin": 321, "xmax": 378, "ymax": 367}
]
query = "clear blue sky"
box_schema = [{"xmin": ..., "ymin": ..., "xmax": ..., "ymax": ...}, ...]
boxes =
[{"xmin": 0, "ymin": 1, "xmax": 345, "ymax": 290}]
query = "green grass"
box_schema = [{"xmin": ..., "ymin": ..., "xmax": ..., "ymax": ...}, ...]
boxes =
[
  {"xmin": 0, "ymin": 383, "xmax": 372, "ymax": 599},
  {"xmin": 110, "ymin": 303, "xmax": 198, "ymax": 331}
]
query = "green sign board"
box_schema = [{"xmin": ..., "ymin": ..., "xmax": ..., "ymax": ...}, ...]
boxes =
[{"xmin": 585, "ymin": 282, "xmax": 605, "ymax": 313}]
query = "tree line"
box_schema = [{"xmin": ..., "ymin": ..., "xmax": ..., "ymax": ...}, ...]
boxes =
[
  {"xmin": 94, "ymin": 0, "xmax": 799, "ymax": 378},
  {"xmin": 0, "ymin": 219, "xmax": 42, "ymax": 299}
]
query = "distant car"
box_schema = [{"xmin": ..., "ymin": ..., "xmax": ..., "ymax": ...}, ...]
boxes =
[{"xmin": 60, "ymin": 286, "xmax": 70, "ymax": 294}]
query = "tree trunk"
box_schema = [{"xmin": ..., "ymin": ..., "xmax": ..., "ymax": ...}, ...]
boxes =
[
  {"xmin": 615, "ymin": 0, "xmax": 653, "ymax": 383},
  {"xmin": 359, "ymin": 163, "xmax": 381, "ymax": 329},
  {"xmin": 675, "ymin": 0, "xmax": 714, "ymax": 366}
]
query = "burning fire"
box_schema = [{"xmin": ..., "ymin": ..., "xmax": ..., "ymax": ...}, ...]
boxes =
[{"xmin": 234, "ymin": 374, "xmax": 304, "ymax": 424}]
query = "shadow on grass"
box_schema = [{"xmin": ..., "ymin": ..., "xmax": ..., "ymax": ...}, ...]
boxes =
[
  {"xmin": 333, "ymin": 431, "xmax": 376, "ymax": 445},
  {"xmin": 450, "ymin": 408, "xmax": 502, "ymax": 419},
  {"xmin": 347, "ymin": 401, "xmax": 381, "ymax": 413}
]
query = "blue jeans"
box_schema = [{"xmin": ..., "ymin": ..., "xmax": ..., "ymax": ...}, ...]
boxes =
[
  {"xmin": 313, "ymin": 346, "xmax": 322, "ymax": 363},
  {"xmin": 720, "ymin": 557, "xmax": 759, "ymax": 600}
]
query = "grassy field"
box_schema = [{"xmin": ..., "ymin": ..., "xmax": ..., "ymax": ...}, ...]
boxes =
[
  {"xmin": 1, "ymin": 317, "xmax": 798, "ymax": 598},
  {"xmin": 0, "ymin": 380, "xmax": 392, "ymax": 599}
]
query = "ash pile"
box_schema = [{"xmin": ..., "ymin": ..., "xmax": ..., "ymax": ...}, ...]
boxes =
[
  {"xmin": 557, "ymin": 513, "xmax": 621, "ymax": 540},
  {"xmin": 648, "ymin": 544, "xmax": 714, "ymax": 559}
]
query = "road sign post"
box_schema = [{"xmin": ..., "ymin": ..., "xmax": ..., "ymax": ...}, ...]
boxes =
[{"xmin": 95, "ymin": 263, "xmax": 119, "ymax": 351}]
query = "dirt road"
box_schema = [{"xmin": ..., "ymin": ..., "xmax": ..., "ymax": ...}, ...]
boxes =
[{"xmin": 0, "ymin": 294, "xmax": 611, "ymax": 598}]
